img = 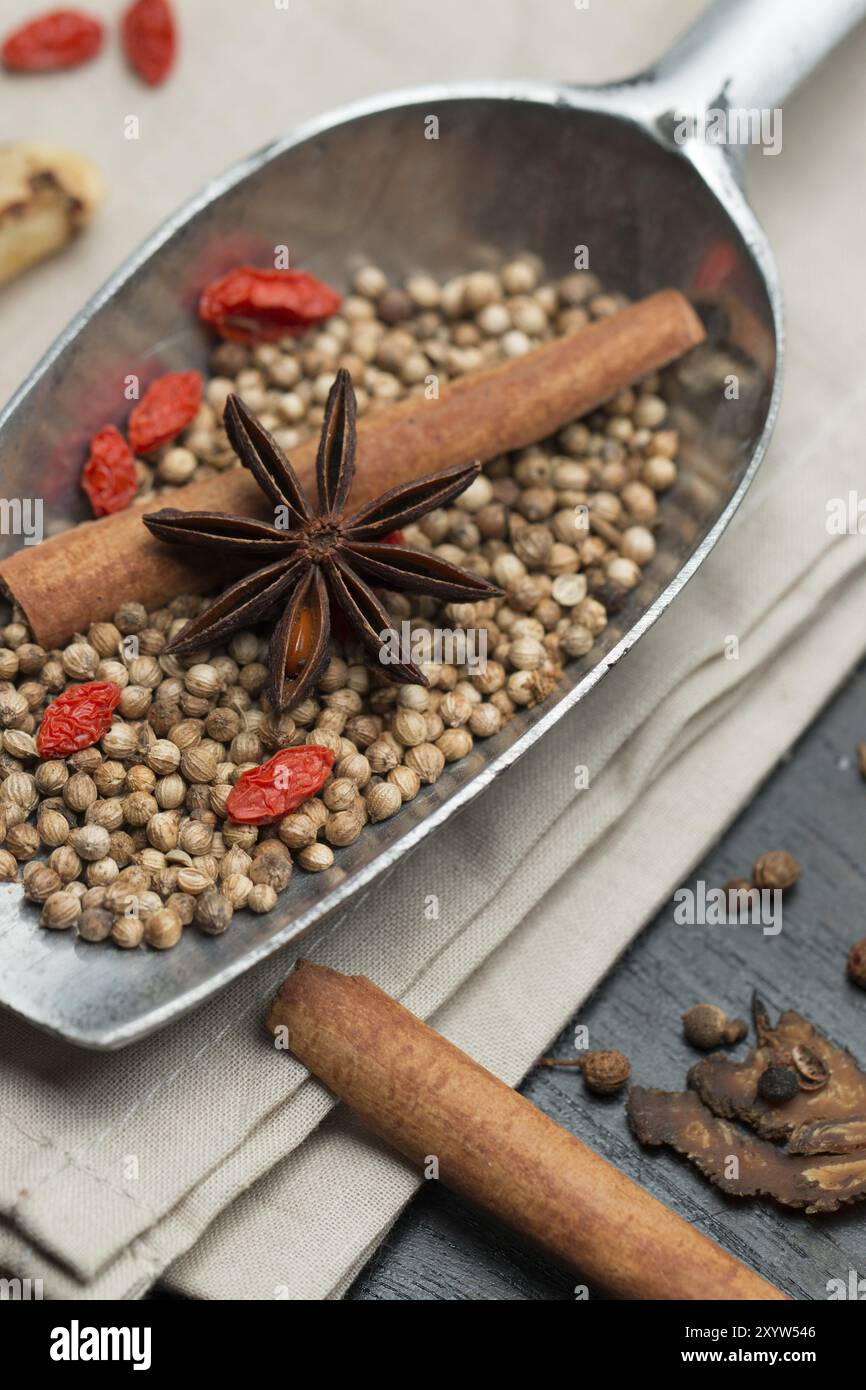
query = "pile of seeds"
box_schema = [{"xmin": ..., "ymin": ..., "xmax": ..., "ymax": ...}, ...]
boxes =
[{"xmin": 1, "ymin": 258, "xmax": 680, "ymax": 950}]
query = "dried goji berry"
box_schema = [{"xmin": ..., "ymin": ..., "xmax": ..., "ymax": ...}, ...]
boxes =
[
  {"xmin": 198, "ymin": 267, "xmax": 341, "ymax": 343},
  {"xmin": 36, "ymin": 681, "xmax": 122, "ymax": 757},
  {"xmin": 128, "ymin": 370, "xmax": 202, "ymax": 454},
  {"xmin": 81, "ymin": 425, "xmax": 138, "ymax": 517},
  {"xmin": 122, "ymin": 0, "xmax": 175, "ymax": 86},
  {"xmin": 2, "ymin": 9, "xmax": 103, "ymax": 72},
  {"xmin": 226, "ymin": 746, "xmax": 335, "ymax": 825}
]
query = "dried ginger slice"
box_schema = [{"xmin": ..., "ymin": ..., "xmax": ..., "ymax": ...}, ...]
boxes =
[
  {"xmin": 687, "ymin": 995, "xmax": 866, "ymax": 1145},
  {"xmin": 628, "ymin": 1087, "xmax": 866, "ymax": 1214}
]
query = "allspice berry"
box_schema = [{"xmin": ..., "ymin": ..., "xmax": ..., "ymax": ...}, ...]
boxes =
[
  {"xmin": 579, "ymin": 1049, "xmax": 631, "ymax": 1095},
  {"xmin": 682, "ymin": 1004, "xmax": 748, "ymax": 1050},
  {"xmin": 752, "ymin": 850, "xmax": 801, "ymax": 892},
  {"xmin": 757, "ymin": 1064, "xmax": 799, "ymax": 1104}
]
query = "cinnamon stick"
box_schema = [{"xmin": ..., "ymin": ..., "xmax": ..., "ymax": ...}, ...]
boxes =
[
  {"xmin": 1, "ymin": 289, "xmax": 704, "ymax": 649},
  {"xmin": 267, "ymin": 962, "xmax": 787, "ymax": 1301}
]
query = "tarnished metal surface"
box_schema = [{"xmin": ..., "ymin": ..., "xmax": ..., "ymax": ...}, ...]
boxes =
[{"xmin": 0, "ymin": 0, "xmax": 830, "ymax": 1047}]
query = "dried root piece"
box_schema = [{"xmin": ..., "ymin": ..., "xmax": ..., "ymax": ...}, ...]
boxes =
[
  {"xmin": 688, "ymin": 994, "xmax": 866, "ymax": 1144},
  {"xmin": 628, "ymin": 1087, "xmax": 866, "ymax": 1214},
  {"xmin": 0, "ymin": 143, "xmax": 103, "ymax": 288},
  {"xmin": 788, "ymin": 1116, "xmax": 866, "ymax": 1156}
]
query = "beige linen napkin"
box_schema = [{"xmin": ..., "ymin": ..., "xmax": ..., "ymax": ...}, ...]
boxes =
[{"xmin": 1, "ymin": 0, "xmax": 865, "ymax": 1301}]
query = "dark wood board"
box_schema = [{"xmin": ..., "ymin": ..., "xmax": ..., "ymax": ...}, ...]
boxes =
[{"xmin": 346, "ymin": 660, "xmax": 866, "ymax": 1301}]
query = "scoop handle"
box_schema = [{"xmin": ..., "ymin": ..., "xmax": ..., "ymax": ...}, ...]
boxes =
[{"xmin": 653, "ymin": 0, "xmax": 866, "ymax": 114}]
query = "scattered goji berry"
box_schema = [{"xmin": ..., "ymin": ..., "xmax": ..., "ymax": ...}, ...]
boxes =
[
  {"xmin": 2, "ymin": 9, "xmax": 103, "ymax": 72},
  {"xmin": 198, "ymin": 267, "xmax": 341, "ymax": 343},
  {"xmin": 36, "ymin": 681, "xmax": 122, "ymax": 757},
  {"xmin": 226, "ymin": 746, "xmax": 335, "ymax": 825},
  {"xmin": 81, "ymin": 425, "xmax": 138, "ymax": 517},
  {"xmin": 128, "ymin": 370, "xmax": 202, "ymax": 454},
  {"xmin": 121, "ymin": 0, "xmax": 175, "ymax": 86}
]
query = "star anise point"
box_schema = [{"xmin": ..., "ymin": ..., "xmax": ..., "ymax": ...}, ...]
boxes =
[{"xmin": 143, "ymin": 368, "xmax": 502, "ymax": 711}]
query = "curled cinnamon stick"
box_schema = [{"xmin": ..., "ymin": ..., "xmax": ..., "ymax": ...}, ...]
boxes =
[
  {"xmin": 1, "ymin": 290, "xmax": 704, "ymax": 649},
  {"xmin": 267, "ymin": 962, "xmax": 786, "ymax": 1301}
]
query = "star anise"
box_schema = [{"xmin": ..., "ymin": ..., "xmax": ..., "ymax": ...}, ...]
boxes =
[{"xmin": 143, "ymin": 368, "xmax": 502, "ymax": 711}]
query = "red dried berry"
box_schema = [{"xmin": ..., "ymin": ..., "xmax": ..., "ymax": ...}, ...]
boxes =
[
  {"xmin": 2, "ymin": 9, "xmax": 103, "ymax": 72},
  {"xmin": 198, "ymin": 267, "xmax": 342, "ymax": 343},
  {"xmin": 128, "ymin": 370, "xmax": 202, "ymax": 454},
  {"xmin": 122, "ymin": 0, "xmax": 175, "ymax": 86},
  {"xmin": 226, "ymin": 746, "xmax": 335, "ymax": 825},
  {"xmin": 36, "ymin": 681, "xmax": 122, "ymax": 757},
  {"xmin": 81, "ymin": 425, "xmax": 138, "ymax": 517}
]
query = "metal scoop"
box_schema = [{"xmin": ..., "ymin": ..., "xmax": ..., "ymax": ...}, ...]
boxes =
[{"xmin": 0, "ymin": 0, "xmax": 863, "ymax": 1046}]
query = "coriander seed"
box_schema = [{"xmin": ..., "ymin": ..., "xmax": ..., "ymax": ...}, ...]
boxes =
[
  {"xmin": 40, "ymin": 891, "xmax": 81, "ymax": 931},
  {"xmin": 297, "ymin": 843, "xmax": 334, "ymax": 872},
  {"xmin": 145, "ymin": 908, "xmax": 183, "ymax": 950},
  {"xmin": 23, "ymin": 865, "xmax": 62, "ymax": 903},
  {"xmin": 249, "ymin": 854, "xmax": 292, "ymax": 892},
  {"xmin": 78, "ymin": 907, "xmax": 113, "ymax": 942},
  {"xmin": 325, "ymin": 810, "xmax": 363, "ymax": 847},
  {"xmin": 70, "ymin": 824, "xmax": 111, "ymax": 862},
  {"xmin": 245, "ymin": 882, "xmax": 275, "ymax": 913},
  {"xmin": 112, "ymin": 914, "xmax": 144, "ymax": 949},
  {"xmin": 6, "ymin": 824, "xmax": 39, "ymax": 860}
]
